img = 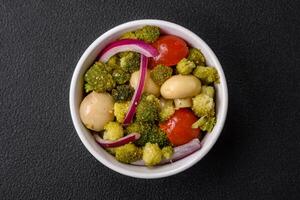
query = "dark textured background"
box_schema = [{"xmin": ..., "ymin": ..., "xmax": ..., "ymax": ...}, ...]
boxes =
[{"xmin": 1, "ymin": 0, "xmax": 299, "ymax": 199}]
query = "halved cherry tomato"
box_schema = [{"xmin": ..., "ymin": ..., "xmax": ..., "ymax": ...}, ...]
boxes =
[
  {"xmin": 160, "ymin": 108, "xmax": 200, "ymax": 146},
  {"xmin": 151, "ymin": 35, "xmax": 189, "ymax": 67}
]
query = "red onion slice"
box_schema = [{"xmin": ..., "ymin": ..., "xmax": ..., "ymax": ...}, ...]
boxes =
[
  {"xmin": 94, "ymin": 133, "xmax": 140, "ymax": 148},
  {"xmin": 98, "ymin": 39, "xmax": 157, "ymax": 125},
  {"xmin": 161, "ymin": 138, "xmax": 202, "ymax": 164},
  {"xmin": 99, "ymin": 39, "xmax": 159, "ymax": 62},
  {"xmin": 123, "ymin": 54, "xmax": 148, "ymax": 125},
  {"xmin": 131, "ymin": 138, "xmax": 202, "ymax": 166}
]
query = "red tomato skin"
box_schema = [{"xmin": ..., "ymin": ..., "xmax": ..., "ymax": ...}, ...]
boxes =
[
  {"xmin": 151, "ymin": 35, "xmax": 188, "ymax": 67},
  {"xmin": 160, "ymin": 108, "xmax": 200, "ymax": 146}
]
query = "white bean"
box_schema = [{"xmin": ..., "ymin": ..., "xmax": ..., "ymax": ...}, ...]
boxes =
[
  {"xmin": 130, "ymin": 70, "xmax": 160, "ymax": 96},
  {"xmin": 174, "ymin": 98, "xmax": 192, "ymax": 109},
  {"xmin": 160, "ymin": 75, "xmax": 201, "ymax": 99},
  {"xmin": 79, "ymin": 92, "xmax": 114, "ymax": 131}
]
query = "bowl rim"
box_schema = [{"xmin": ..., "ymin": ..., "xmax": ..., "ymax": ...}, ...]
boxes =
[{"xmin": 69, "ymin": 19, "xmax": 228, "ymax": 179}]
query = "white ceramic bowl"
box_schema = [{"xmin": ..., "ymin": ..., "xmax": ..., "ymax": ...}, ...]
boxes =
[{"xmin": 69, "ymin": 19, "xmax": 228, "ymax": 179}]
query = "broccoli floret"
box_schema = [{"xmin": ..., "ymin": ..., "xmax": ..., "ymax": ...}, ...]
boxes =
[
  {"xmin": 126, "ymin": 122, "xmax": 142, "ymax": 134},
  {"xmin": 135, "ymin": 26, "xmax": 160, "ymax": 43},
  {"xmin": 119, "ymin": 51, "xmax": 140, "ymax": 73},
  {"xmin": 192, "ymin": 94, "xmax": 215, "ymax": 117},
  {"xmin": 112, "ymin": 85, "xmax": 134, "ymax": 102},
  {"xmin": 120, "ymin": 26, "xmax": 160, "ymax": 43},
  {"xmin": 150, "ymin": 64, "xmax": 173, "ymax": 86},
  {"xmin": 201, "ymin": 85, "xmax": 215, "ymax": 98},
  {"xmin": 142, "ymin": 143, "xmax": 163, "ymax": 166},
  {"xmin": 148, "ymin": 127, "xmax": 170, "ymax": 148},
  {"xmin": 188, "ymin": 48, "xmax": 206, "ymax": 66},
  {"xmin": 114, "ymin": 101, "xmax": 130, "ymax": 123},
  {"xmin": 126, "ymin": 122, "xmax": 169, "ymax": 148},
  {"xmin": 192, "ymin": 116, "xmax": 216, "ymax": 132},
  {"xmin": 106, "ymin": 148, "xmax": 117, "ymax": 155},
  {"xmin": 193, "ymin": 66, "xmax": 220, "ymax": 84},
  {"xmin": 136, "ymin": 94, "xmax": 160, "ymax": 123},
  {"xmin": 106, "ymin": 55, "xmax": 120, "ymax": 71},
  {"xmin": 145, "ymin": 94, "xmax": 160, "ymax": 104},
  {"xmin": 112, "ymin": 69, "xmax": 130, "ymax": 85},
  {"xmin": 119, "ymin": 31, "xmax": 137, "ymax": 40},
  {"xmin": 126, "ymin": 122, "xmax": 152, "ymax": 146},
  {"xmin": 103, "ymin": 122, "xmax": 124, "ymax": 141},
  {"xmin": 115, "ymin": 143, "xmax": 143, "ymax": 164},
  {"xmin": 161, "ymin": 146, "xmax": 174, "ymax": 159},
  {"xmin": 84, "ymin": 84, "xmax": 93, "ymax": 93},
  {"xmin": 160, "ymin": 107, "xmax": 175, "ymax": 121},
  {"xmin": 159, "ymin": 98, "xmax": 175, "ymax": 121},
  {"xmin": 176, "ymin": 58, "xmax": 196, "ymax": 75},
  {"xmin": 84, "ymin": 62, "xmax": 116, "ymax": 93},
  {"xmin": 118, "ymin": 51, "xmax": 131, "ymax": 58}
]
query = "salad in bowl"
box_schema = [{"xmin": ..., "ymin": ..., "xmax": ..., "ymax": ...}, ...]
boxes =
[{"xmin": 78, "ymin": 25, "xmax": 220, "ymax": 167}]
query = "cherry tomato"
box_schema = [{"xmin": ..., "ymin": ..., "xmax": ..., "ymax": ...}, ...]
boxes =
[
  {"xmin": 151, "ymin": 35, "xmax": 189, "ymax": 67},
  {"xmin": 160, "ymin": 108, "xmax": 200, "ymax": 146}
]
